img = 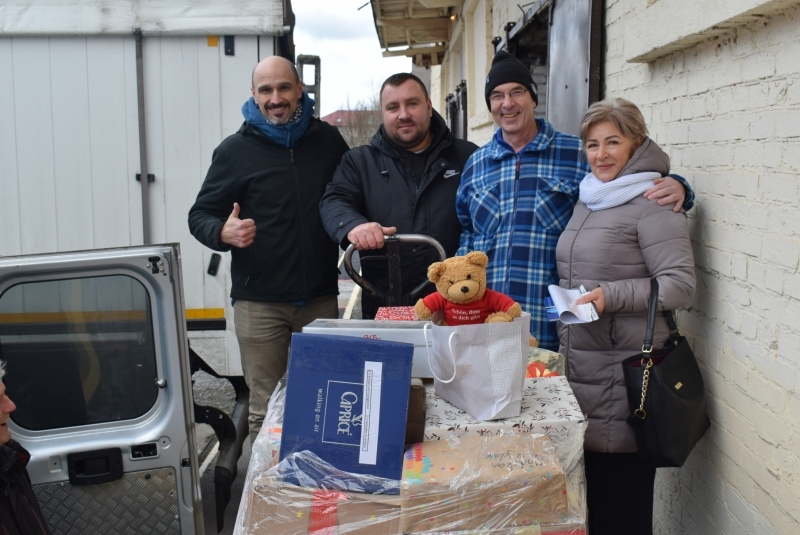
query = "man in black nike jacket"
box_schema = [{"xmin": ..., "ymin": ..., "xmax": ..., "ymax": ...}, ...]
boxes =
[
  {"xmin": 319, "ymin": 73, "xmax": 478, "ymax": 318},
  {"xmin": 189, "ymin": 56, "xmax": 349, "ymax": 443}
]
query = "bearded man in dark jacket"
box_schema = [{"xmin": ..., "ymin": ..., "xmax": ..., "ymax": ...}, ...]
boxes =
[
  {"xmin": 320, "ymin": 73, "xmax": 478, "ymax": 318},
  {"xmin": 188, "ymin": 56, "xmax": 349, "ymax": 443},
  {"xmin": 0, "ymin": 367, "xmax": 52, "ymax": 535}
]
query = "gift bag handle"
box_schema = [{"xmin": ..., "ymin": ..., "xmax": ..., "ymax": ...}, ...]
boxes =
[{"xmin": 423, "ymin": 322, "xmax": 458, "ymax": 383}]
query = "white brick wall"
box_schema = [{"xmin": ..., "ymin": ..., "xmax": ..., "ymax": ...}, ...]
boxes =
[
  {"xmin": 437, "ymin": 2, "xmax": 800, "ymax": 527},
  {"xmin": 606, "ymin": 1, "xmax": 800, "ymax": 533}
]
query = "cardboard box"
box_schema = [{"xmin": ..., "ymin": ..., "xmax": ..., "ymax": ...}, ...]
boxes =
[
  {"xmin": 302, "ymin": 318, "xmax": 434, "ymax": 378},
  {"xmin": 280, "ymin": 333, "xmax": 413, "ymax": 483},
  {"xmin": 405, "ymin": 380, "xmax": 426, "ymax": 445},
  {"xmin": 424, "ymin": 525, "xmax": 586, "ymax": 534},
  {"xmin": 244, "ymin": 476, "xmax": 402, "ymax": 535},
  {"xmin": 400, "ymin": 434, "xmax": 569, "ymax": 533}
]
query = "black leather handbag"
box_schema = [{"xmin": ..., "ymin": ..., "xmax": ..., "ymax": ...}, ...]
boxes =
[{"xmin": 621, "ymin": 279, "xmax": 710, "ymax": 467}]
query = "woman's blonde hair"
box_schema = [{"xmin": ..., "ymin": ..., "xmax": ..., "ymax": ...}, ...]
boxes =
[{"xmin": 580, "ymin": 97, "xmax": 648, "ymax": 146}]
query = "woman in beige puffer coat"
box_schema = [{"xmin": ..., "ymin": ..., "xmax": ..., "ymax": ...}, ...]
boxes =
[{"xmin": 555, "ymin": 98, "xmax": 695, "ymax": 535}]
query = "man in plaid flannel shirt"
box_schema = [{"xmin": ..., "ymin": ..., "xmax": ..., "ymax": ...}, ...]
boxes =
[{"xmin": 456, "ymin": 52, "xmax": 694, "ymax": 350}]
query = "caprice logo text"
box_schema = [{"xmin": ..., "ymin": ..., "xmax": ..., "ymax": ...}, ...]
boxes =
[{"xmin": 337, "ymin": 392, "xmax": 363, "ymax": 435}]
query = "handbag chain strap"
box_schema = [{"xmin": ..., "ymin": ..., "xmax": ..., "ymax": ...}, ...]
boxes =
[
  {"xmin": 634, "ymin": 359, "xmax": 654, "ymax": 419},
  {"xmin": 635, "ymin": 279, "xmax": 660, "ymax": 419}
]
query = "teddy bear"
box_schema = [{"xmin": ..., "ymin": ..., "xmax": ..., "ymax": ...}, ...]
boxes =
[{"xmin": 413, "ymin": 251, "xmax": 523, "ymax": 325}]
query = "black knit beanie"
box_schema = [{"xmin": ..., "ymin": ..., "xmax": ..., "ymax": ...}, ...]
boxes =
[{"xmin": 484, "ymin": 51, "xmax": 538, "ymax": 109}]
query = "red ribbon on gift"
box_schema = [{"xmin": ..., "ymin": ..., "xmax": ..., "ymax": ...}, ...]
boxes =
[{"xmin": 309, "ymin": 489, "xmax": 347, "ymax": 535}]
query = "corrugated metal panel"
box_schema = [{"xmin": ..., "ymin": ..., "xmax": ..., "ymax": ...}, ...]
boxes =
[
  {"xmin": 0, "ymin": 38, "xmax": 20, "ymax": 256},
  {"xmin": 0, "ymin": 0, "xmax": 285, "ymax": 36},
  {"xmin": 0, "ymin": 34, "xmax": 257, "ymax": 313},
  {"xmin": 0, "ymin": 33, "xmax": 268, "ymax": 374}
]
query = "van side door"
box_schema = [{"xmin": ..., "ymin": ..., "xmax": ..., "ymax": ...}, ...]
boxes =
[{"xmin": 0, "ymin": 244, "xmax": 202, "ymax": 535}]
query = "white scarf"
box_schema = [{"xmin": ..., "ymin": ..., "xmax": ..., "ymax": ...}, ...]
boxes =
[{"xmin": 579, "ymin": 171, "xmax": 661, "ymax": 211}]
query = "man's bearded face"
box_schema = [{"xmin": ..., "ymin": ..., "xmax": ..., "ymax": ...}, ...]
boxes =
[
  {"xmin": 252, "ymin": 66, "xmax": 303, "ymax": 126},
  {"xmin": 381, "ymin": 80, "xmax": 433, "ymax": 151}
]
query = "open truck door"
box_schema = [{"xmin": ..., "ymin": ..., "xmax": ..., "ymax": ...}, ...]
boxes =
[{"xmin": 0, "ymin": 244, "xmax": 202, "ymax": 535}]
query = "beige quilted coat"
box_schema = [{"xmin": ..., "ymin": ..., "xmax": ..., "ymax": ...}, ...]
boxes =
[{"xmin": 555, "ymin": 139, "xmax": 696, "ymax": 453}]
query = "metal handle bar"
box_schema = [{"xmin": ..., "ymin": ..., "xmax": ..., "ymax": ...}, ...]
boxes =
[{"xmin": 342, "ymin": 234, "xmax": 447, "ymax": 308}]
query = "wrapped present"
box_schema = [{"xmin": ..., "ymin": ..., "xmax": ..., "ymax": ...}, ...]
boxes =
[
  {"xmin": 375, "ymin": 306, "xmax": 419, "ymax": 321},
  {"xmin": 244, "ymin": 474, "xmax": 402, "ymax": 535},
  {"xmin": 527, "ymin": 347, "xmax": 565, "ymax": 377},
  {"xmin": 237, "ymin": 440, "xmax": 585, "ymax": 535},
  {"xmin": 425, "ymin": 526, "xmax": 586, "ymax": 534},
  {"xmin": 527, "ymin": 361, "xmax": 557, "ymax": 378},
  {"xmin": 400, "ymin": 434, "xmax": 569, "ymax": 533},
  {"xmin": 423, "ymin": 377, "xmax": 584, "ymax": 456},
  {"xmin": 234, "ymin": 377, "xmax": 589, "ymax": 535}
]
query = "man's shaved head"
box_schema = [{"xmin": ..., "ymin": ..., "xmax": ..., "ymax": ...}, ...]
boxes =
[
  {"xmin": 250, "ymin": 56, "xmax": 304, "ymax": 126},
  {"xmin": 252, "ymin": 56, "xmax": 300, "ymax": 88}
]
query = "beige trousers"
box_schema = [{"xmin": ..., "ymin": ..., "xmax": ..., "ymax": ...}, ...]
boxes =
[{"xmin": 234, "ymin": 296, "xmax": 338, "ymax": 444}]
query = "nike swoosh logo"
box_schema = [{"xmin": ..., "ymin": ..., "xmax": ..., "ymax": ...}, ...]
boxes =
[{"xmin": 443, "ymin": 170, "xmax": 460, "ymax": 178}]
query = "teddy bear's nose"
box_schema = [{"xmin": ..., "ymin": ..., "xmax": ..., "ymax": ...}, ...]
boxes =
[{"xmin": 460, "ymin": 286, "xmax": 470, "ymax": 294}]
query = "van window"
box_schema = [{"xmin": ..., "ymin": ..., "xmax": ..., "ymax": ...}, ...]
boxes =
[{"xmin": 0, "ymin": 275, "xmax": 158, "ymax": 431}]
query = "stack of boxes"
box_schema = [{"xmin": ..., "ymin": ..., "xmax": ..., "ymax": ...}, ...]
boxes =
[{"xmin": 233, "ymin": 329, "xmax": 587, "ymax": 535}]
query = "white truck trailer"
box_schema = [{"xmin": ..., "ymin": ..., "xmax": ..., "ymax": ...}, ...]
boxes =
[
  {"xmin": 0, "ymin": 0, "xmax": 298, "ymax": 376},
  {"xmin": 0, "ymin": 1, "xmax": 296, "ymax": 533}
]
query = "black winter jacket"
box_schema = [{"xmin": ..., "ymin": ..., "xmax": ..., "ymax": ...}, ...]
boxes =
[
  {"xmin": 319, "ymin": 111, "xmax": 477, "ymax": 315},
  {"xmin": 189, "ymin": 118, "xmax": 349, "ymax": 302},
  {"xmin": 0, "ymin": 440, "xmax": 51, "ymax": 535}
]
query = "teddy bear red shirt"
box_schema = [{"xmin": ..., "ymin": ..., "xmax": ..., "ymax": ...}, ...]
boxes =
[{"xmin": 421, "ymin": 289, "xmax": 517, "ymax": 325}]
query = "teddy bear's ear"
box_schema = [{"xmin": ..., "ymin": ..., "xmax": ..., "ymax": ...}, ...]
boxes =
[
  {"xmin": 465, "ymin": 251, "xmax": 489, "ymax": 268},
  {"xmin": 427, "ymin": 262, "xmax": 445, "ymax": 283}
]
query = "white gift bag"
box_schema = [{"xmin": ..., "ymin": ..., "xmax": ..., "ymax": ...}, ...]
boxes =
[{"xmin": 423, "ymin": 313, "xmax": 530, "ymax": 420}]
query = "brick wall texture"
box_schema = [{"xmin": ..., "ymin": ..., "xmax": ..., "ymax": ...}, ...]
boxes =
[{"xmin": 604, "ymin": 1, "xmax": 800, "ymax": 534}]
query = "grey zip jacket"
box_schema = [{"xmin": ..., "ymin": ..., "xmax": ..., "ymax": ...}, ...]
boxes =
[{"xmin": 555, "ymin": 138, "xmax": 696, "ymax": 453}]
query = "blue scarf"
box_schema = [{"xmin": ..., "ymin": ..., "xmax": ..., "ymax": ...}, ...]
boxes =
[{"xmin": 241, "ymin": 92, "xmax": 315, "ymax": 148}]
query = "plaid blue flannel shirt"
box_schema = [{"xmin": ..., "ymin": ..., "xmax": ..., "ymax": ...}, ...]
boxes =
[{"xmin": 456, "ymin": 119, "xmax": 694, "ymax": 350}]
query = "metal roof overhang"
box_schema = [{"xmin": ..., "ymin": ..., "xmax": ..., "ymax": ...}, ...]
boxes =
[
  {"xmin": 0, "ymin": 0, "xmax": 288, "ymax": 36},
  {"xmin": 371, "ymin": 0, "xmax": 462, "ymax": 67}
]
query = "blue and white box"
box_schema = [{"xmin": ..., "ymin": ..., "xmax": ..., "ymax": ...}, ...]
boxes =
[{"xmin": 279, "ymin": 333, "xmax": 414, "ymax": 483}]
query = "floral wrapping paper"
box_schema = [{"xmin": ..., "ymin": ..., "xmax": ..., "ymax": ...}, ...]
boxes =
[{"xmin": 424, "ymin": 376, "xmax": 585, "ymax": 461}]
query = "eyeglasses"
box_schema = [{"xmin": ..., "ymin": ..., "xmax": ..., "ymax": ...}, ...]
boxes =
[{"xmin": 489, "ymin": 88, "xmax": 528, "ymax": 103}]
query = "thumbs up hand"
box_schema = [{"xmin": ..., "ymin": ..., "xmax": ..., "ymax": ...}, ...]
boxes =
[{"xmin": 220, "ymin": 202, "xmax": 256, "ymax": 248}]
